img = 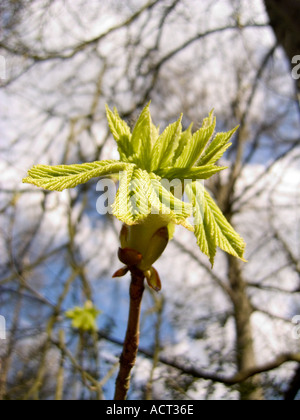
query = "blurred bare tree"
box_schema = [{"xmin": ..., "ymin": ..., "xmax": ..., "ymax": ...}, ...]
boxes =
[
  {"xmin": 264, "ymin": 0, "xmax": 300, "ymax": 103},
  {"xmin": 0, "ymin": 0, "xmax": 299, "ymax": 400}
]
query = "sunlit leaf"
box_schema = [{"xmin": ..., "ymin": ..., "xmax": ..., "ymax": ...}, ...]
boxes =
[
  {"xmin": 131, "ymin": 103, "xmax": 157, "ymax": 170},
  {"xmin": 186, "ymin": 181, "xmax": 246, "ymax": 266},
  {"xmin": 171, "ymin": 123, "xmax": 193, "ymax": 165},
  {"xmin": 156, "ymin": 164, "xmax": 227, "ymax": 180},
  {"xmin": 197, "ymin": 126, "xmax": 238, "ymax": 166},
  {"xmin": 150, "ymin": 114, "xmax": 182, "ymax": 171},
  {"xmin": 105, "ymin": 105, "xmax": 133, "ymax": 162},
  {"xmin": 23, "ymin": 160, "xmax": 131, "ymax": 191},
  {"xmin": 148, "ymin": 174, "xmax": 193, "ymax": 230},
  {"xmin": 174, "ymin": 110, "xmax": 216, "ymax": 168},
  {"xmin": 112, "ymin": 167, "xmax": 151, "ymax": 225}
]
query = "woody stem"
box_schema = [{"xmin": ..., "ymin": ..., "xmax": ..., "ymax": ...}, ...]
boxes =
[{"xmin": 114, "ymin": 267, "xmax": 145, "ymax": 400}]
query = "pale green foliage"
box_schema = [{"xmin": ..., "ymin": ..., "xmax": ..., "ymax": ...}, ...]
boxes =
[
  {"xmin": 23, "ymin": 160, "xmax": 130, "ymax": 192},
  {"xmin": 112, "ymin": 168, "xmax": 192, "ymax": 229},
  {"xmin": 156, "ymin": 165, "xmax": 227, "ymax": 180},
  {"xmin": 105, "ymin": 106, "xmax": 133, "ymax": 162},
  {"xmin": 172, "ymin": 123, "xmax": 193, "ymax": 164},
  {"xmin": 113, "ymin": 167, "xmax": 151, "ymax": 225},
  {"xmin": 151, "ymin": 114, "xmax": 183, "ymax": 171},
  {"xmin": 147, "ymin": 175, "xmax": 193, "ymax": 230},
  {"xmin": 198, "ymin": 127, "xmax": 238, "ymax": 166},
  {"xmin": 174, "ymin": 110, "xmax": 216, "ymax": 168},
  {"xmin": 65, "ymin": 301, "xmax": 101, "ymax": 332},
  {"xmin": 186, "ymin": 182, "xmax": 246, "ymax": 266},
  {"xmin": 131, "ymin": 103, "xmax": 154, "ymax": 170},
  {"xmin": 23, "ymin": 104, "xmax": 246, "ymax": 265}
]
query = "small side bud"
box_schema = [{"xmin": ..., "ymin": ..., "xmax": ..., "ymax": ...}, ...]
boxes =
[
  {"xmin": 120, "ymin": 224, "xmax": 129, "ymax": 249},
  {"xmin": 112, "ymin": 266, "xmax": 129, "ymax": 278},
  {"xmin": 145, "ymin": 267, "xmax": 162, "ymax": 292},
  {"xmin": 118, "ymin": 247, "xmax": 143, "ymax": 266}
]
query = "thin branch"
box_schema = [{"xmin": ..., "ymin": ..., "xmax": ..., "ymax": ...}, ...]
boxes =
[
  {"xmin": 145, "ymin": 294, "xmax": 164, "ymax": 400},
  {"xmin": 252, "ymin": 306, "xmax": 294, "ymax": 324},
  {"xmin": 55, "ymin": 330, "xmax": 65, "ymax": 401},
  {"xmin": 51, "ymin": 336, "xmax": 103, "ymax": 395},
  {"xmin": 230, "ymin": 44, "xmax": 278, "ymax": 186},
  {"xmin": 247, "ymin": 282, "xmax": 300, "ymax": 295},
  {"xmin": 158, "ymin": 353, "xmax": 300, "ymax": 386},
  {"xmin": 114, "ymin": 268, "xmax": 145, "ymax": 400},
  {"xmin": 173, "ymin": 239, "xmax": 235, "ymax": 300},
  {"xmin": 233, "ymin": 141, "xmax": 299, "ymax": 209},
  {"xmin": 145, "ymin": 23, "xmax": 268, "ymax": 76},
  {"xmin": 98, "ymin": 329, "xmax": 300, "ymax": 387},
  {"xmin": 0, "ymin": 0, "xmax": 161, "ymax": 63}
]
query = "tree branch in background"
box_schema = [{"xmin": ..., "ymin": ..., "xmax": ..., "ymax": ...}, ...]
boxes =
[
  {"xmin": 97, "ymin": 328, "xmax": 300, "ymax": 388},
  {"xmin": 264, "ymin": 0, "xmax": 300, "ymax": 104},
  {"xmin": 285, "ymin": 366, "xmax": 300, "ymax": 401},
  {"xmin": 264, "ymin": 0, "xmax": 300, "ymax": 61}
]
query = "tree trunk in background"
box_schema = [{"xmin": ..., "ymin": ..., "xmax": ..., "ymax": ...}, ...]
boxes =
[
  {"xmin": 264, "ymin": 0, "xmax": 300, "ymax": 99},
  {"xmin": 264, "ymin": 2, "xmax": 300, "ymax": 397},
  {"xmin": 264, "ymin": 0, "xmax": 300, "ymax": 60},
  {"xmin": 217, "ymin": 142, "xmax": 264, "ymax": 399},
  {"xmin": 228, "ymin": 256, "xmax": 264, "ymax": 400},
  {"xmin": 284, "ymin": 366, "xmax": 300, "ymax": 400},
  {"xmin": 217, "ymin": 178, "xmax": 264, "ymax": 400}
]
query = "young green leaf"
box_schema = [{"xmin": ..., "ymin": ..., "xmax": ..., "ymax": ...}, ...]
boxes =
[
  {"xmin": 148, "ymin": 175, "xmax": 193, "ymax": 230},
  {"xmin": 150, "ymin": 115, "xmax": 183, "ymax": 172},
  {"xmin": 112, "ymin": 167, "xmax": 192, "ymax": 229},
  {"xmin": 23, "ymin": 160, "xmax": 132, "ymax": 192},
  {"xmin": 105, "ymin": 105, "xmax": 133, "ymax": 162},
  {"xmin": 156, "ymin": 164, "xmax": 227, "ymax": 180},
  {"xmin": 186, "ymin": 181, "xmax": 246, "ymax": 266},
  {"xmin": 112, "ymin": 167, "xmax": 151, "ymax": 225},
  {"xmin": 171, "ymin": 123, "xmax": 193, "ymax": 165},
  {"xmin": 131, "ymin": 103, "xmax": 157, "ymax": 171},
  {"xmin": 174, "ymin": 111, "xmax": 216, "ymax": 168},
  {"xmin": 197, "ymin": 126, "xmax": 238, "ymax": 166}
]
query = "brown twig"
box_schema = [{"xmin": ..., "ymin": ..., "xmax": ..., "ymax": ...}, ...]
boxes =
[{"xmin": 114, "ymin": 268, "xmax": 145, "ymax": 400}]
